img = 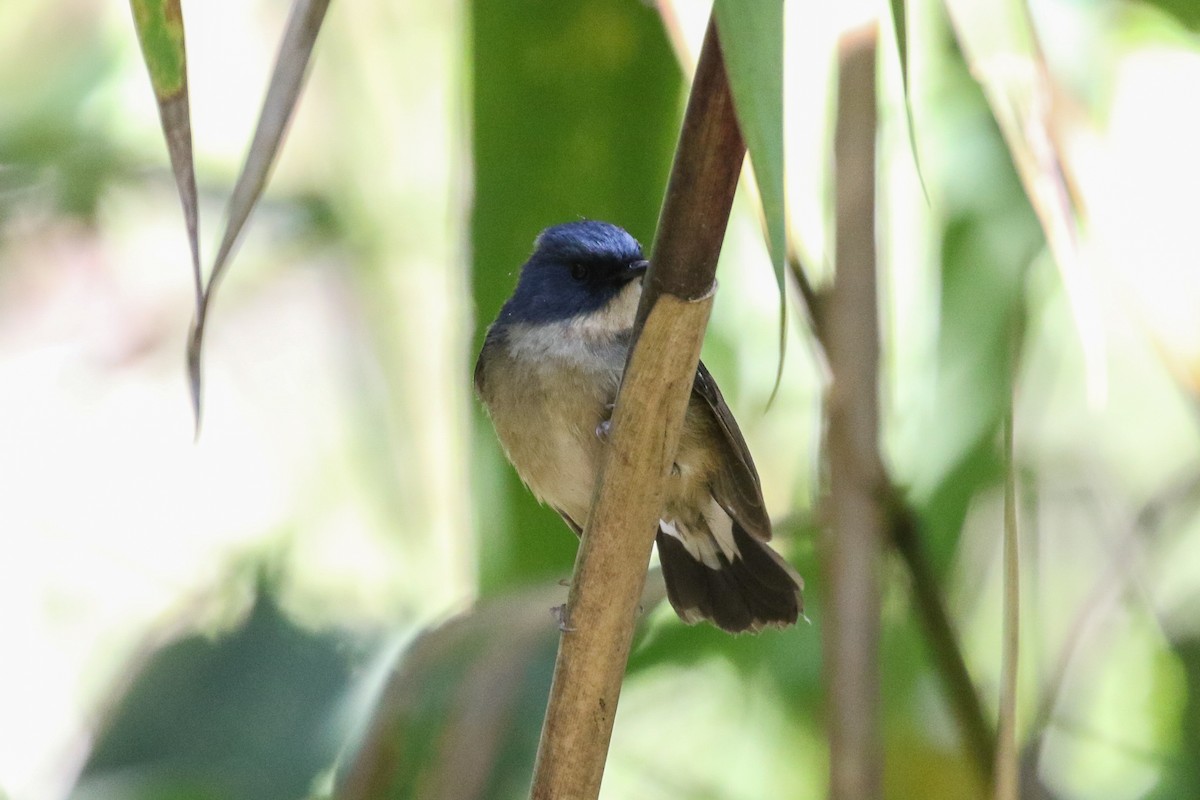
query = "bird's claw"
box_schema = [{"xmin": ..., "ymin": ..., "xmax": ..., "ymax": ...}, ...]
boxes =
[
  {"xmin": 551, "ymin": 604, "xmax": 575, "ymax": 632},
  {"xmin": 596, "ymin": 403, "xmax": 616, "ymax": 441}
]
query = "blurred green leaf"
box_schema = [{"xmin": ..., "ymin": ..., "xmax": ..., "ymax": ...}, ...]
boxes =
[
  {"xmin": 1135, "ymin": 0, "xmax": 1200, "ymax": 32},
  {"xmin": 0, "ymin": 40, "xmax": 127, "ymax": 219},
  {"xmin": 337, "ymin": 576, "xmax": 668, "ymax": 800},
  {"xmin": 901, "ymin": 26, "xmax": 1042, "ymax": 574},
  {"xmin": 712, "ymin": 0, "xmax": 787, "ymax": 389},
  {"xmin": 341, "ymin": 587, "xmax": 552, "ymax": 800},
  {"xmin": 1147, "ymin": 637, "xmax": 1200, "ymax": 798},
  {"xmin": 188, "ymin": 0, "xmax": 331, "ymax": 429},
  {"xmin": 471, "ymin": 0, "xmax": 680, "ymax": 595},
  {"xmin": 889, "ymin": 0, "xmax": 910, "ymax": 93},
  {"xmin": 944, "ymin": 0, "xmax": 1102, "ymax": 404},
  {"xmin": 71, "ymin": 595, "xmax": 362, "ymax": 800}
]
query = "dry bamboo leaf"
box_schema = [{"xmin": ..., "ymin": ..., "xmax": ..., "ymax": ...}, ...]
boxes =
[{"xmin": 188, "ymin": 0, "xmax": 332, "ymax": 428}]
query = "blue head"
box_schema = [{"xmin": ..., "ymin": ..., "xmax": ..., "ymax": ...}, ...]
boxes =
[{"xmin": 496, "ymin": 221, "xmax": 648, "ymax": 327}]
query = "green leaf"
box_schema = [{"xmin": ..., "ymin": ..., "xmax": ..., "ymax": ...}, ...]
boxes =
[
  {"xmin": 713, "ymin": 0, "xmax": 787, "ymax": 393},
  {"xmin": 336, "ymin": 575, "xmax": 669, "ymax": 800},
  {"xmin": 188, "ymin": 0, "xmax": 331, "ymax": 430},
  {"xmin": 889, "ymin": 0, "xmax": 910, "ymax": 94},
  {"xmin": 72, "ymin": 595, "xmax": 360, "ymax": 800},
  {"xmin": 1137, "ymin": 0, "xmax": 1200, "ymax": 32}
]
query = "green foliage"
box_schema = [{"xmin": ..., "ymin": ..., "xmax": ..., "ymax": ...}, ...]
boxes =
[
  {"xmin": 1137, "ymin": 0, "xmax": 1200, "ymax": 31},
  {"xmin": 0, "ymin": 33, "xmax": 126, "ymax": 219},
  {"xmin": 900, "ymin": 22, "xmax": 1043, "ymax": 573},
  {"xmin": 336, "ymin": 584, "xmax": 569, "ymax": 800}
]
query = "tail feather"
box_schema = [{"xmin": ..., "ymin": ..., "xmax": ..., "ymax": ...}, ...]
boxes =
[{"xmin": 656, "ymin": 522, "xmax": 803, "ymax": 634}]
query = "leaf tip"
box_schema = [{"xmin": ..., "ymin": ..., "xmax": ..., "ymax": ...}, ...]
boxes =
[{"xmin": 186, "ymin": 317, "xmax": 205, "ymax": 439}]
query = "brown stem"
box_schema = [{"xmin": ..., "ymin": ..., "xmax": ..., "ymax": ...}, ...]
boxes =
[
  {"xmin": 528, "ymin": 18, "xmax": 744, "ymax": 800},
  {"xmin": 818, "ymin": 22, "xmax": 886, "ymax": 800},
  {"xmin": 635, "ymin": 22, "xmax": 745, "ymax": 327},
  {"xmin": 995, "ymin": 404, "xmax": 1020, "ymax": 799}
]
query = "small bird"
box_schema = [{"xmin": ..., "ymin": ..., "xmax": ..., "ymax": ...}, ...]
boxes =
[{"xmin": 474, "ymin": 220, "xmax": 803, "ymax": 633}]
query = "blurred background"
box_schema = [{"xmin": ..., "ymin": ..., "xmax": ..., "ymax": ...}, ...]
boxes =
[{"xmin": 2, "ymin": 0, "xmax": 1199, "ymax": 798}]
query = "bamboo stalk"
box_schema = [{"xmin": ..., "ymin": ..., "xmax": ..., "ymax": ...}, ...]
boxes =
[
  {"xmin": 527, "ymin": 18, "xmax": 744, "ymax": 800},
  {"xmin": 820, "ymin": 22, "xmax": 885, "ymax": 800}
]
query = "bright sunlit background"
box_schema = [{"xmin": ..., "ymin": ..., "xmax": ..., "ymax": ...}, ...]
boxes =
[{"xmin": 2, "ymin": 0, "xmax": 1199, "ymax": 798}]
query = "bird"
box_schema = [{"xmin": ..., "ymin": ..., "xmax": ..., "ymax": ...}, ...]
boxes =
[{"xmin": 474, "ymin": 220, "xmax": 803, "ymax": 633}]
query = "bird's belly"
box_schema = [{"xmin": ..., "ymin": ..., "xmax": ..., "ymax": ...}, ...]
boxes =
[
  {"xmin": 485, "ymin": 357, "xmax": 617, "ymax": 526},
  {"xmin": 512, "ymin": 422, "xmax": 600, "ymax": 525}
]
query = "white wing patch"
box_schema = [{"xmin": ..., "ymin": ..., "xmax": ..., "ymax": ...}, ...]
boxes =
[
  {"xmin": 704, "ymin": 498, "xmax": 739, "ymax": 562},
  {"xmin": 660, "ymin": 499, "xmax": 742, "ymax": 570}
]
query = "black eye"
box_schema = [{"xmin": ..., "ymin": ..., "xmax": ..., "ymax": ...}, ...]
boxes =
[{"xmin": 569, "ymin": 263, "xmax": 589, "ymax": 282}]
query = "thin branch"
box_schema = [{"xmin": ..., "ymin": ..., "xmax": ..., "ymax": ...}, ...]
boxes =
[
  {"xmin": 995, "ymin": 387, "xmax": 1020, "ymax": 799},
  {"xmin": 819, "ymin": 22, "xmax": 885, "ymax": 800},
  {"xmin": 788, "ymin": 25, "xmax": 994, "ymax": 790},
  {"xmin": 892, "ymin": 506, "xmax": 996, "ymax": 784},
  {"xmin": 528, "ymin": 18, "xmax": 744, "ymax": 800},
  {"xmin": 786, "ymin": 249, "xmax": 822, "ymax": 336}
]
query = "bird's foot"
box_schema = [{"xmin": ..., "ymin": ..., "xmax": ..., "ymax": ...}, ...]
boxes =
[
  {"xmin": 596, "ymin": 403, "xmax": 616, "ymax": 441},
  {"xmin": 551, "ymin": 604, "xmax": 575, "ymax": 632}
]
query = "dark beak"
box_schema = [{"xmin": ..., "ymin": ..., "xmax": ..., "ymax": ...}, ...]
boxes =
[{"xmin": 628, "ymin": 259, "xmax": 650, "ymax": 276}]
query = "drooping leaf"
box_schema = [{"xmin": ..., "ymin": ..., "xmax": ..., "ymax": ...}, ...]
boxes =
[
  {"xmin": 889, "ymin": 0, "xmax": 910, "ymax": 93},
  {"xmin": 128, "ymin": 0, "xmax": 202, "ymax": 316},
  {"xmin": 188, "ymin": 0, "xmax": 332, "ymax": 429},
  {"xmin": 712, "ymin": 0, "xmax": 788, "ymax": 397}
]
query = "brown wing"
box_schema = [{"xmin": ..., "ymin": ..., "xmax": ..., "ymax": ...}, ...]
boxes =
[{"xmin": 693, "ymin": 360, "xmax": 773, "ymax": 541}]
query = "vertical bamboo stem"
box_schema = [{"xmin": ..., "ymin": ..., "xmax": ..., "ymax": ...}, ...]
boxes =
[
  {"xmin": 821, "ymin": 22, "xmax": 884, "ymax": 800},
  {"xmin": 528, "ymin": 18, "xmax": 744, "ymax": 800}
]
